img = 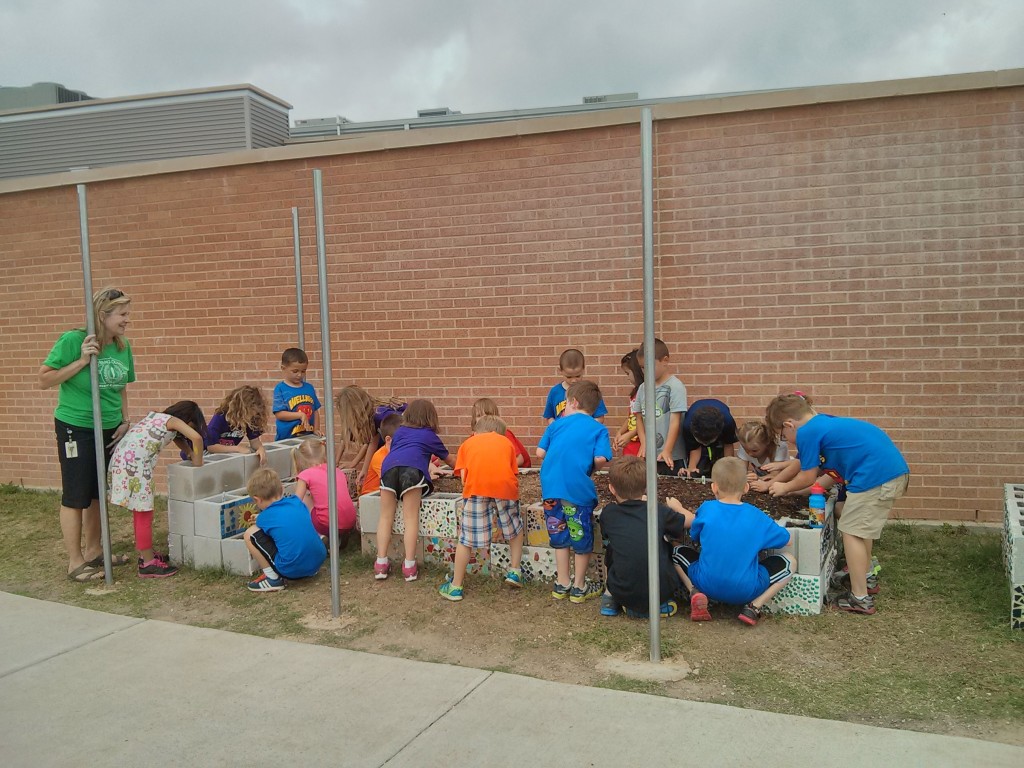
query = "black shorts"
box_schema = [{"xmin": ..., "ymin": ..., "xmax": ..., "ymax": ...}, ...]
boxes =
[
  {"xmin": 249, "ymin": 528, "xmax": 279, "ymax": 567},
  {"xmin": 55, "ymin": 418, "xmax": 117, "ymax": 509},
  {"xmin": 380, "ymin": 466, "xmax": 430, "ymax": 498}
]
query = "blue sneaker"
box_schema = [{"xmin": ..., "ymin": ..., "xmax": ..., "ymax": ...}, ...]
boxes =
[
  {"xmin": 438, "ymin": 580, "xmax": 464, "ymax": 601},
  {"xmin": 600, "ymin": 593, "xmax": 620, "ymax": 617},
  {"xmin": 247, "ymin": 573, "xmax": 285, "ymax": 592},
  {"xmin": 624, "ymin": 600, "xmax": 679, "ymax": 619},
  {"xmin": 504, "ymin": 569, "xmax": 523, "ymax": 588},
  {"xmin": 551, "ymin": 582, "xmax": 571, "ymax": 600}
]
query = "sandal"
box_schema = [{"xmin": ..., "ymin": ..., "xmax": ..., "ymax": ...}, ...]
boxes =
[
  {"xmin": 86, "ymin": 554, "xmax": 131, "ymax": 568},
  {"xmin": 67, "ymin": 563, "xmax": 104, "ymax": 583}
]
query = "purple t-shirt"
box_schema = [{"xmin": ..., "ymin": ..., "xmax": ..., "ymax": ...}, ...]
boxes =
[
  {"xmin": 373, "ymin": 403, "xmax": 407, "ymax": 434},
  {"xmin": 205, "ymin": 411, "xmax": 261, "ymax": 449},
  {"xmin": 381, "ymin": 426, "xmax": 449, "ymax": 483}
]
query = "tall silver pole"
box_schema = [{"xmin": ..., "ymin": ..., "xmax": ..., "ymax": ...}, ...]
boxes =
[
  {"xmin": 313, "ymin": 171, "xmax": 341, "ymax": 617},
  {"xmin": 641, "ymin": 108, "xmax": 659, "ymax": 661},
  {"xmin": 77, "ymin": 184, "xmax": 114, "ymax": 586},
  {"xmin": 292, "ymin": 207, "xmax": 305, "ymax": 348}
]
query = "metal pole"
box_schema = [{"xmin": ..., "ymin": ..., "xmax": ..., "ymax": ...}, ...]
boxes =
[
  {"xmin": 640, "ymin": 108, "xmax": 659, "ymax": 662},
  {"xmin": 313, "ymin": 170, "xmax": 341, "ymax": 618},
  {"xmin": 292, "ymin": 207, "xmax": 305, "ymax": 348},
  {"xmin": 77, "ymin": 184, "xmax": 114, "ymax": 586}
]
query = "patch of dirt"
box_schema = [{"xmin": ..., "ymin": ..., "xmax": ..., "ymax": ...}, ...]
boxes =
[{"xmin": 434, "ymin": 473, "xmax": 809, "ymax": 520}]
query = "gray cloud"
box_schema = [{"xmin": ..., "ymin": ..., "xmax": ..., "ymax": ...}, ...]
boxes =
[{"xmin": 1, "ymin": 1, "xmax": 1020, "ymax": 122}]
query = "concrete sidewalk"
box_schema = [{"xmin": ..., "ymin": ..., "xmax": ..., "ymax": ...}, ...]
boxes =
[{"xmin": 1, "ymin": 592, "xmax": 1019, "ymax": 768}]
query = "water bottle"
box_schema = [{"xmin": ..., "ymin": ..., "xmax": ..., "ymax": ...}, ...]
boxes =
[{"xmin": 808, "ymin": 483, "xmax": 826, "ymax": 528}]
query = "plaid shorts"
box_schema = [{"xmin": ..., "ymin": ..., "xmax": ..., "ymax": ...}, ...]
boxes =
[{"xmin": 459, "ymin": 496, "xmax": 523, "ymax": 549}]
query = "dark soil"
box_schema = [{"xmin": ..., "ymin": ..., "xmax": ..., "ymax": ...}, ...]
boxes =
[{"xmin": 433, "ymin": 472, "xmax": 808, "ymax": 520}]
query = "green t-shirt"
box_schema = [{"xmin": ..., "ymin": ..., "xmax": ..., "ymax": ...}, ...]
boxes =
[{"xmin": 43, "ymin": 330, "xmax": 136, "ymax": 429}]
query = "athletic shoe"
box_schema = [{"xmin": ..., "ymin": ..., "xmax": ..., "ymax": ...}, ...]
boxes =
[
  {"xmin": 690, "ymin": 591, "xmax": 712, "ymax": 621},
  {"xmin": 138, "ymin": 557, "xmax": 178, "ymax": 578},
  {"xmin": 551, "ymin": 582, "xmax": 571, "ymax": 600},
  {"xmin": 504, "ymin": 569, "xmax": 524, "ymax": 588},
  {"xmin": 402, "ymin": 562, "xmax": 419, "ymax": 582},
  {"xmin": 836, "ymin": 591, "xmax": 876, "ymax": 615},
  {"xmin": 569, "ymin": 581, "xmax": 602, "ymax": 604},
  {"xmin": 830, "ymin": 568, "xmax": 879, "ymax": 595},
  {"xmin": 623, "ymin": 600, "xmax": 679, "ymax": 619},
  {"xmin": 600, "ymin": 593, "xmax": 620, "ymax": 617},
  {"xmin": 247, "ymin": 573, "xmax": 285, "ymax": 592},
  {"xmin": 438, "ymin": 581, "xmax": 464, "ymax": 601},
  {"xmin": 373, "ymin": 560, "xmax": 391, "ymax": 580},
  {"xmin": 738, "ymin": 603, "xmax": 762, "ymax": 626}
]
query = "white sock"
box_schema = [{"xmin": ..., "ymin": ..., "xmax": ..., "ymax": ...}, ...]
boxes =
[
  {"xmin": 853, "ymin": 593, "xmax": 868, "ymax": 601},
  {"xmin": 404, "ymin": 559, "xmax": 416, "ymax": 569},
  {"xmin": 263, "ymin": 566, "xmax": 280, "ymax": 580},
  {"xmin": 376, "ymin": 556, "xmax": 389, "ymax": 565}
]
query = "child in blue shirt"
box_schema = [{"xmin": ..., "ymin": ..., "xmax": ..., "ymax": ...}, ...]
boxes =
[
  {"xmin": 243, "ymin": 468, "xmax": 326, "ymax": 592},
  {"xmin": 542, "ymin": 348, "xmax": 608, "ymax": 423},
  {"xmin": 537, "ymin": 380, "xmax": 612, "ymax": 604},
  {"xmin": 766, "ymin": 393, "xmax": 909, "ymax": 615},
  {"xmin": 272, "ymin": 347, "xmax": 321, "ymax": 441},
  {"xmin": 671, "ymin": 457, "xmax": 795, "ymax": 626}
]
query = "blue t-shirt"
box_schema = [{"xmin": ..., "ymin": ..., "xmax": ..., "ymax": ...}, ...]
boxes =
[
  {"xmin": 796, "ymin": 414, "xmax": 909, "ymax": 493},
  {"xmin": 381, "ymin": 426, "xmax": 450, "ymax": 493},
  {"xmin": 255, "ymin": 494, "xmax": 326, "ymax": 579},
  {"xmin": 538, "ymin": 413, "xmax": 612, "ymax": 506},
  {"xmin": 272, "ymin": 381, "xmax": 321, "ymax": 440},
  {"xmin": 689, "ymin": 499, "xmax": 790, "ymax": 605},
  {"xmin": 542, "ymin": 381, "xmax": 608, "ymax": 421}
]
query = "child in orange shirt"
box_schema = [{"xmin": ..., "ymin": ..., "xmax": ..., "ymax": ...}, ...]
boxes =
[
  {"xmin": 360, "ymin": 413, "xmax": 401, "ymax": 495},
  {"xmin": 439, "ymin": 415, "xmax": 523, "ymax": 601}
]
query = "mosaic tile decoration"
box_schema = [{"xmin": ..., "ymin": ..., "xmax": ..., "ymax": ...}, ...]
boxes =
[
  {"xmin": 1013, "ymin": 585, "xmax": 1024, "ymax": 630},
  {"xmin": 524, "ymin": 503, "xmax": 549, "ymax": 546},
  {"xmin": 423, "ymin": 536, "xmax": 489, "ymax": 575},
  {"xmin": 767, "ymin": 542, "xmax": 838, "ymax": 616},
  {"xmin": 1003, "ymin": 484, "xmax": 1024, "ymax": 629},
  {"xmin": 359, "ymin": 532, "xmax": 422, "ymax": 563},
  {"xmin": 419, "ymin": 494, "xmax": 460, "ymax": 538},
  {"xmin": 490, "ymin": 545, "xmax": 558, "ymax": 584}
]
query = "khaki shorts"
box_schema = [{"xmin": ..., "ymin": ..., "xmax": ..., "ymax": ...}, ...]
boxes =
[{"xmin": 838, "ymin": 474, "xmax": 910, "ymax": 540}]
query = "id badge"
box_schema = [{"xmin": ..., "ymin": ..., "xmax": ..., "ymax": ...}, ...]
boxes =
[{"xmin": 65, "ymin": 440, "xmax": 79, "ymax": 459}]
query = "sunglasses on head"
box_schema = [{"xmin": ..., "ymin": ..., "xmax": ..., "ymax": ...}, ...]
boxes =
[{"xmin": 103, "ymin": 289, "xmax": 124, "ymax": 300}]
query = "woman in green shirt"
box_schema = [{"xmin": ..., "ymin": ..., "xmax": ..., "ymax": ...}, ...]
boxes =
[{"xmin": 39, "ymin": 288, "xmax": 136, "ymax": 582}]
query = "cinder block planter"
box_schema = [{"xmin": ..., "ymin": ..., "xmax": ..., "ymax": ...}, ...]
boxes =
[
  {"xmin": 193, "ymin": 493, "xmax": 258, "ymax": 539},
  {"xmin": 767, "ymin": 493, "xmax": 839, "ymax": 616},
  {"xmin": 221, "ymin": 534, "xmax": 257, "ymax": 576},
  {"xmin": 192, "ymin": 535, "xmax": 223, "ymax": 570},
  {"xmin": 263, "ymin": 440, "xmax": 299, "ymax": 480},
  {"xmin": 167, "ymin": 499, "xmax": 195, "ymax": 537},
  {"xmin": 167, "ymin": 454, "xmax": 247, "ymax": 501},
  {"xmin": 1003, "ymin": 483, "xmax": 1024, "ymax": 629},
  {"xmin": 357, "ymin": 492, "xmax": 461, "ymax": 537}
]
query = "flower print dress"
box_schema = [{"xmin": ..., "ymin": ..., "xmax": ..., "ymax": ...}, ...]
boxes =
[{"xmin": 108, "ymin": 412, "xmax": 176, "ymax": 511}]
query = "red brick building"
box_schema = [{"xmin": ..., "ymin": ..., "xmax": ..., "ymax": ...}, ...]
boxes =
[{"xmin": 2, "ymin": 70, "xmax": 1021, "ymax": 522}]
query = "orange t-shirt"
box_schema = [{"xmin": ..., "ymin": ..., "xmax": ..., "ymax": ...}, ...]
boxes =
[
  {"xmin": 454, "ymin": 432, "xmax": 519, "ymax": 500},
  {"xmin": 361, "ymin": 445, "xmax": 389, "ymax": 495}
]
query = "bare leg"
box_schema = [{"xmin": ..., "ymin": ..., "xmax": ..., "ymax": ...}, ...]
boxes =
[
  {"xmin": 508, "ymin": 531, "xmax": 524, "ymax": 573},
  {"xmin": 376, "ymin": 490, "xmax": 397, "ymax": 558},
  {"xmin": 81, "ymin": 500, "xmax": 102, "ymax": 561},
  {"xmin": 244, "ymin": 527, "xmax": 272, "ymax": 569},
  {"xmin": 751, "ymin": 555, "xmax": 797, "ymax": 609},
  {"xmin": 554, "ymin": 548, "xmax": 570, "ymax": 586},
  {"xmin": 60, "ymin": 505, "xmax": 86, "ymax": 573},
  {"xmin": 401, "ymin": 487, "xmax": 422, "ymax": 563},
  {"xmin": 843, "ymin": 531, "xmax": 871, "ymax": 596},
  {"xmin": 674, "ymin": 563, "xmax": 695, "ymax": 592},
  {"xmin": 573, "ymin": 553, "xmax": 591, "ymax": 589},
  {"xmin": 451, "ymin": 544, "xmax": 471, "ymax": 588}
]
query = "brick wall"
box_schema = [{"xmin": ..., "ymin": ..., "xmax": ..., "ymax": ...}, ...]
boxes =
[{"xmin": 2, "ymin": 85, "xmax": 1021, "ymax": 522}]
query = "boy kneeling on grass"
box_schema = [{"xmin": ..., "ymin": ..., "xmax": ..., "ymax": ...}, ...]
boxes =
[
  {"xmin": 597, "ymin": 455, "xmax": 688, "ymax": 618},
  {"xmin": 671, "ymin": 457, "xmax": 795, "ymax": 626},
  {"xmin": 243, "ymin": 468, "xmax": 326, "ymax": 592}
]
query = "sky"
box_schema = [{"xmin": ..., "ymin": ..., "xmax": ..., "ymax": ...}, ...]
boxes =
[{"xmin": 1, "ymin": 0, "xmax": 1021, "ymax": 123}]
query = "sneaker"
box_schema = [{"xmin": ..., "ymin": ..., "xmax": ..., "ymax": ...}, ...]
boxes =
[
  {"xmin": 836, "ymin": 591, "xmax": 876, "ymax": 615},
  {"xmin": 569, "ymin": 581, "xmax": 602, "ymax": 604},
  {"xmin": 402, "ymin": 562, "xmax": 419, "ymax": 582},
  {"xmin": 504, "ymin": 569, "xmax": 524, "ymax": 588},
  {"xmin": 138, "ymin": 557, "xmax": 178, "ymax": 578},
  {"xmin": 830, "ymin": 568, "xmax": 879, "ymax": 595},
  {"xmin": 247, "ymin": 573, "xmax": 285, "ymax": 592},
  {"xmin": 622, "ymin": 600, "xmax": 678, "ymax": 619},
  {"xmin": 690, "ymin": 591, "xmax": 712, "ymax": 621},
  {"xmin": 438, "ymin": 581, "xmax": 464, "ymax": 602},
  {"xmin": 551, "ymin": 582, "xmax": 571, "ymax": 600},
  {"xmin": 373, "ymin": 560, "xmax": 391, "ymax": 580},
  {"xmin": 600, "ymin": 593, "xmax": 620, "ymax": 617},
  {"xmin": 738, "ymin": 603, "xmax": 762, "ymax": 626}
]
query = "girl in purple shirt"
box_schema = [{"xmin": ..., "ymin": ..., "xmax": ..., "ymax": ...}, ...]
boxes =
[{"xmin": 374, "ymin": 399, "xmax": 456, "ymax": 582}]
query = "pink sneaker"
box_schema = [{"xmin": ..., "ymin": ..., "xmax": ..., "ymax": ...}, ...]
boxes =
[
  {"xmin": 373, "ymin": 560, "xmax": 391, "ymax": 580},
  {"xmin": 402, "ymin": 562, "xmax": 419, "ymax": 582},
  {"xmin": 690, "ymin": 591, "xmax": 712, "ymax": 622}
]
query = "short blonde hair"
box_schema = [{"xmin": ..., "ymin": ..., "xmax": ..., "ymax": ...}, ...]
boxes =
[
  {"xmin": 473, "ymin": 415, "xmax": 506, "ymax": 435},
  {"xmin": 247, "ymin": 467, "xmax": 283, "ymax": 500},
  {"xmin": 711, "ymin": 456, "xmax": 747, "ymax": 496},
  {"xmin": 765, "ymin": 393, "xmax": 814, "ymax": 435}
]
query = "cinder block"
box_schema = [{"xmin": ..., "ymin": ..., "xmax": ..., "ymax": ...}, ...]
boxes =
[
  {"xmin": 358, "ymin": 493, "xmax": 380, "ymax": 533},
  {"xmin": 192, "ymin": 535, "xmax": 223, "ymax": 570},
  {"xmin": 490, "ymin": 544, "xmax": 558, "ymax": 583},
  {"xmin": 167, "ymin": 533, "xmax": 184, "ymax": 566},
  {"xmin": 422, "ymin": 536, "xmax": 489, "ymax": 575},
  {"xmin": 1002, "ymin": 483, "xmax": 1024, "ymax": 629},
  {"xmin": 524, "ymin": 503, "xmax": 548, "ymax": 546},
  {"xmin": 167, "ymin": 499, "xmax": 195, "ymax": 536},
  {"xmin": 263, "ymin": 442, "xmax": 296, "ymax": 480},
  {"xmin": 182, "ymin": 534, "xmax": 195, "ymax": 565},
  {"xmin": 419, "ymin": 494, "xmax": 460, "ymax": 538},
  {"xmin": 242, "ymin": 452, "xmax": 262, "ymax": 479},
  {"xmin": 167, "ymin": 454, "xmax": 247, "ymax": 501},
  {"xmin": 221, "ymin": 534, "xmax": 257, "ymax": 576},
  {"xmin": 194, "ymin": 493, "xmax": 258, "ymax": 539},
  {"xmin": 359, "ymin": 532, "xmax": 422, "ymax": 562}
]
